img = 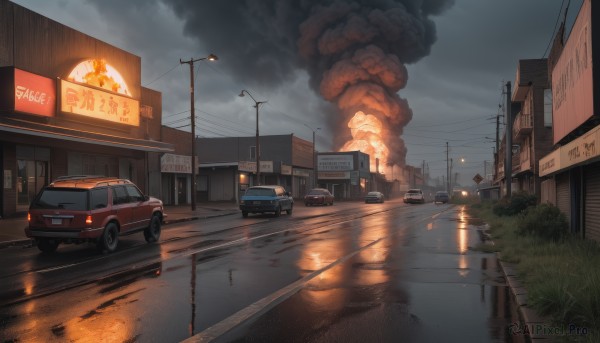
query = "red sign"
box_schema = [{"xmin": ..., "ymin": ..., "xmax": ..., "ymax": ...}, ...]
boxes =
[{"xmin": 14, "ymin": 69, "xmax": 56, "ymax": 117}]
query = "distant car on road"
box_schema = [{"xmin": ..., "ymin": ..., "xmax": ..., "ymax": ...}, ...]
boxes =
[
  {"xmin": 435, "ymin": 191, "xmax": 450, "ymax": 204},
  {"xmin": 365, "ymin": 191, "xmax": 385, "ymax": 204},
  {"xmin": 304, "ymin": 188, "xmax": 334, "ymax": 206},
  {"xmin": 239, "ymin": 185, "xmax": 293, "ymax": 218},
  {"xmin": 404, "ymin": 189, "xmax": 425, "ymax": 204},
  {"xmin": 26, "ymin": 176, "xmax": 164, "ymax": 254}
]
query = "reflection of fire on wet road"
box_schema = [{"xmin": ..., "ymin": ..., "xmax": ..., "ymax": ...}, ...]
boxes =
[{"xmin": 297, "ymin": 238, "xmax": 349, "ymax": 312}]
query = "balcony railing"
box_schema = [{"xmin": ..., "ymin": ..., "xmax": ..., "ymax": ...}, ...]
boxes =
[{"xmin": 513, "ymin": 111, "xmax": 533, "ymax": 140}]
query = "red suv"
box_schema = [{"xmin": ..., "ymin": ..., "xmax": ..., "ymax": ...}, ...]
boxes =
[{"xmin": 26, "ymin": 176, "xmax": 164, "ymax": 253}]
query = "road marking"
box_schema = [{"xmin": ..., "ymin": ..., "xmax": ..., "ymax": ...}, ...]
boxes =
[
  {"xmin": 183, "ymin": 207, "xmax": 442, "ymax": 342},
  {"xmin": 182, "ymin": 237, "xmax": 385, "ymax": 343}
]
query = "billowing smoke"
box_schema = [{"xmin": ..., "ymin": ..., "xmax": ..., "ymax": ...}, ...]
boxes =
[{"xmin": 163, "ymin": 0, "xmax": 454, "ymax": 174}]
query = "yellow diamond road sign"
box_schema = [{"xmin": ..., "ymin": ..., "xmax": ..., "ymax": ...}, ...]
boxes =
[{"xmin": 473, "ymin": 173, "xmax": 483, "ymax": 184}]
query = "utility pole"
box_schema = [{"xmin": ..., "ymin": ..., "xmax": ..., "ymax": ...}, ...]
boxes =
[
  {"xmin": 446, "ymin": 142, "xmax": 450, "ymax": 194},
  {"xmin": 181, "ymin": 58, "xmax": 198, "ymax": 211},
  {"xmin": 422, "ymin": 160, "xmax": 426, "ymax": 187},
  {"xmin": 496, "ymin": 113, "xmax": 500, "ymax": 155},
  {"xmin": 180, "ymin": 54, "xmax": 218, "ymax": 211},
  {"xmin": 505, "ymin": 81, "xmax": 512, "ymax": 197}
]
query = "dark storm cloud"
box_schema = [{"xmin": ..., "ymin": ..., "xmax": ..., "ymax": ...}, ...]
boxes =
[{"xmin": 162, "ymin": 0, "xmax": 454, "ymax": 169}]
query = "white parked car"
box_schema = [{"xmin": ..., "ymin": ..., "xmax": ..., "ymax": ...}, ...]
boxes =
[{"xmin": 404, "ymin": 189, "xmax": 425, "ymax": 204}]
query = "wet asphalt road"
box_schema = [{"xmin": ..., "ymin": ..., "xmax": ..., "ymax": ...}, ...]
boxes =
[{"xmin": 0, "ymin": 200, "xmax": 524, "ymax": 343}]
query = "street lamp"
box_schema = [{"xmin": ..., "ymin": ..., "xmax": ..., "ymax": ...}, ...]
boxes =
[
  {"xmin": 180, "ymin": 53, "xmax": 218, "ymax": 211},
  {"xmin": 239, "ymin": 90, "xmax": 266, "ymax": 185},
  {"xmin": 304, "ymin": 124, "xmax": 320, "ymax": 188}
]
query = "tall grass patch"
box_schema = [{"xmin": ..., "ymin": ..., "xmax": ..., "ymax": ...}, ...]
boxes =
[{"xmin": 468, "ymin": 203, "xmax": 600, "ymax": 339}]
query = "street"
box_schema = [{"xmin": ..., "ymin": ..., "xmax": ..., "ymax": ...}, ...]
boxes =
[{"xmin": 0, "ymin": 200, "xmax": 523, "ymax": 342}]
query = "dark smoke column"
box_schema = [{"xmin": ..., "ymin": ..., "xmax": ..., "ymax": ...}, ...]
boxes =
[
  {"xmin": 297, "ymin": 1, "xmax": 454, "ymax": 174},
  {"xmin": 164, "ymin": 0, "xmax": 454, "ymax": 174}
]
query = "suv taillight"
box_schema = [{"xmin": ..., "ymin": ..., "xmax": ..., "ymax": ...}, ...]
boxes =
[
  {"xmin": 85, "ymin": 215, "xmax": 93, "ymax": 225},
  {"xmin": 27, "ymin": 212, "xmax": 31, "ymax": 222}
]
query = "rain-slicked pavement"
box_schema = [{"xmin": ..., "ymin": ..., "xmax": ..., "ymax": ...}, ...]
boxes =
[{"xmin": 0, "ymin": 200, "xmax": 524, "ymax": 342}]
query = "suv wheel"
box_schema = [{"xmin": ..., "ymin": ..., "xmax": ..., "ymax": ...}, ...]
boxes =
[
  {"xmin": 242, "ymin": 211, "xmax": 248, "ymax": 218},
  {"xmin": 37, "ymin": 238, "xmax": 59, "ymax": 253},
  {"xmin": 98, "ymin": 222, "xmax": 119, "ymax": 253},
  {"xmin": 144, "ymin": 215, "xmax": 161, "ymax": 243}
]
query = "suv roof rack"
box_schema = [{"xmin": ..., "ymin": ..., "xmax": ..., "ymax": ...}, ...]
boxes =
[{"xmin": 54, "ymin": 175, "xmax": 106, "ymax": 181}]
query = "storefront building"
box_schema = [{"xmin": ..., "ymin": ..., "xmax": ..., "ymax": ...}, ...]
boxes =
[
  {"xmin": 317, "ymin": 151, "xmax": 370, "ymax": 200},
  {"xmin": 0, "ymin": 2, "xmax": 172, "ymax": 217},
  {"xmin": 538, "ymin": 0, "xmax": 600, "ymax": 242},
  {"xmin": 159, "ymin": 126, "xmax": 193, "ymax": 205},
  {"xmin": 196, "ymin": 134, "xmax": 313, "ymax": 202}
]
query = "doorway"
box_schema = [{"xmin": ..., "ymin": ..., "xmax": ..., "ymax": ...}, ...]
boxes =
[
  {"xmin": 177, "ymin": 176, "xmax": 187, "ymax": 205},
  {"xmin": 17, "ymin": 160, "xmax": 47, "ymax": 212}
]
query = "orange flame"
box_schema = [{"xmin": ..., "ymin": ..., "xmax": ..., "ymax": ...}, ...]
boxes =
[{"xmin": 340, "ymin": 111, "xmax": 389, "ymax": 173}]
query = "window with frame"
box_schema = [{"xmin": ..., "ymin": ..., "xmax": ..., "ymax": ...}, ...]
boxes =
[{"xmin": 112, "ymin": 186, "xmax": 129, "ymax": 205}]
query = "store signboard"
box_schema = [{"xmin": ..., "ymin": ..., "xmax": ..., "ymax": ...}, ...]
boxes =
[
  {"xmin": 14, "ymin": 69, "xmax": 55, "ymax": 117},
  {"xmin": 160, "ymin": 154, "xmax": 192, "ymax": 174},
  {"xmin": 293, "ymin": 169, "xmax": 310, "ymax": 177},
  {"xmin": 281, "ymin": 164, "xmax": 292, "ymax": 175},
  {"xmin": 60, "ymin": 79, "xmax": 140, "ymax": 126},
  {"xmin": 318, "ymin": 171, "xmax": 350, "ymax": 179},
  {"xmin": 239, "ymin": 161, "xmax": 256, "ymax": 173},
  {"xmin": 551, "ymin": 0, "xmax": 593, "ymax": 144},
  {"xmin": 318, "ymin": 154, "xmax": 354, "ymax": 171}
]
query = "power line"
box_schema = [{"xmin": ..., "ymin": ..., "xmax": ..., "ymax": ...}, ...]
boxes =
[
  {"xmin": 144, "ymin": 63, "xmax": 181, "ymax": 87},
  {"xmin": 542, "ymin": 0, "xmax": 566, "ymax": 58}
]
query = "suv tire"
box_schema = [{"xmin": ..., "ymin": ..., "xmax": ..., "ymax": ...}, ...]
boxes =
[
  {"xmin": 98, "ymin": 222, "xmax": 119, "ymax": 253},
  {"xmin": 37, "ymin": 238, "xmax": 59, "ymax": 253},
  {"xmin": 144, "ymin": 215, "xmax": 161, "ymax": 243}
]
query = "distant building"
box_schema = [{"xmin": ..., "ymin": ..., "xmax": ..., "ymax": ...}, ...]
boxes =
[
  {"xmin": 196, "ymin": 135, "xmax": 314, "ymax": 202},
  {"xmin": 316, "ymin": 151, "xmax": 371, "ymax": 200}
]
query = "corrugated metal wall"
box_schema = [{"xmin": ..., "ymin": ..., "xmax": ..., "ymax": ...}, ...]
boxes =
[
  {"xmin": 540, "ymin": 178, "xmax": 556, "ymax": 205},
  {"xmin": 556, "ymin": 172, "xmax": 570, "ymax": 230},
  {"xmin": 585, "ymin": 163, "xmax": 600, "ymax": 242}
]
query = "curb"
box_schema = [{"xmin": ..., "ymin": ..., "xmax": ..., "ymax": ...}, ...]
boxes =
[
  {"xmin": 496, "ymin": 254, "xmax": 557, "ymax": 342},
  {"xmin": 0, "ymin": 210, "xmax": 239, "ymax": 249}
]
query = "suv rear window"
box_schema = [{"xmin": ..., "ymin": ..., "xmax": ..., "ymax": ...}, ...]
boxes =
[{"xmin": 32, "ymin": 188, "xmax": 89, "ymax": 210}]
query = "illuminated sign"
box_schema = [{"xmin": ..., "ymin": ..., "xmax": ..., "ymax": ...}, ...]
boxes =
[
  {"xmin": 68, "ymin": 59, "xmax": 131, "ymax": 96},
  {"xmin": 60, "ymin": 79, "xmax": 139, "ymax": 126},
  {"xmin": 14, "ymin": 69, "xmax": 55, "ymax": 117}
]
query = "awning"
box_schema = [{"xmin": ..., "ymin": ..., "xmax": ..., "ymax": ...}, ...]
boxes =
[{"xmin": 0, "ymin": 116, "xmax": 174, "ymax": 153}]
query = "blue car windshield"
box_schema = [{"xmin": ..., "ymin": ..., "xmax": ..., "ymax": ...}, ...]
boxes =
[{"xmin": 245, "ymin": 188, "xmax": 276, "ymax": 196}]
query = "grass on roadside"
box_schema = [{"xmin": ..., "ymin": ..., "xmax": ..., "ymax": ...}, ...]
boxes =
[{"xmin": 469, "ymin": 203, "xmax": 600, "ymax": 341}]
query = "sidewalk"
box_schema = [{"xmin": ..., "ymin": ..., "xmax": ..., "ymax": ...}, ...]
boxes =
[{"xmin": 0, "ymin": 202, "xmax": 240, "ymax": 247}]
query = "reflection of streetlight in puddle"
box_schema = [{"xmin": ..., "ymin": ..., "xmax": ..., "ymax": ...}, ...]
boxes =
[{"xmin": 457, "ymin": 206, "xmax": 469, "ymax": 277}]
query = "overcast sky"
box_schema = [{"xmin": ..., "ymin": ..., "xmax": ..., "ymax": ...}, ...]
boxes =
[{"xmin": 12, "ymin": 0, "xmax": 583, "ymax": 188}]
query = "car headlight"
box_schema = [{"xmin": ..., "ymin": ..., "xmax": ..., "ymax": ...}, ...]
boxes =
[{"xmin": 240, "ymin": 200, "xmax": 245, "ymax": 205}]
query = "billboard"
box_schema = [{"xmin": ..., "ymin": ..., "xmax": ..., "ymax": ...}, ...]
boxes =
[
  {"xmin": 318, "ymin": 154, "xmax": 354, "ymax": 171},
  {"xmin": 60, "ymin": 79, "xmax": 139, "ymax": 126},
  {"xmin": 552, "ymin": 0, "xmax": 593, "ymax": 144},
  {"xmin": 14, "ymin": 69, "xmax": 56, "ymax": 117}
]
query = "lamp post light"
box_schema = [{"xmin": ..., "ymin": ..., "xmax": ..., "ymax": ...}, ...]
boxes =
[
  {"xmin": 239, "ymin": 90, "xmax": 266, "ymax": 186},
  {"xmin": 304, "ymin": 124, "xmax": 320, "ymax": 188},
  {"xmin": 180, "ymin": 53, "xmax": 218, "ymax": 211}
]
